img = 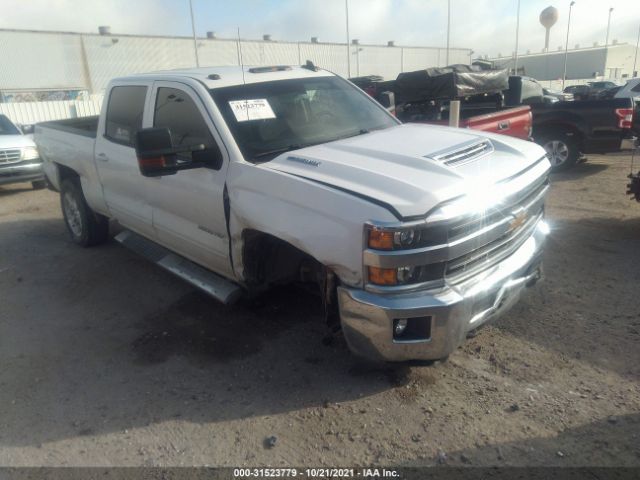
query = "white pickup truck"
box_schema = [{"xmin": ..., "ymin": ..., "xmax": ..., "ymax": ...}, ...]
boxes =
[{"xmin": 35, "ymin": 64, "xmax": 551, "ymax": 362}]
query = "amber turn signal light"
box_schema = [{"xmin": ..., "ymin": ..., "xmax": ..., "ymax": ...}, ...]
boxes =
[
  {"xmin": 368, "ymin": 228, "xmax": 394, "ymax": 250},
  {"xmin": 368, "ymin": 266, "xmax": 398, "ymax": 285}
]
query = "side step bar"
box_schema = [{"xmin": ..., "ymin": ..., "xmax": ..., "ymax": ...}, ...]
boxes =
[{"xmin": 115, "ymin": 230, "xmax": 243, "ymax": 305}]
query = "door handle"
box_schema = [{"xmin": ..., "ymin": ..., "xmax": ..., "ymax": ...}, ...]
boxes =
[
  {"xmin": 498, "ymin": 121, "xmax": 510, "ymax": 130},
  {"xmin": 96, "ymin": 153, "xmax": 110, "ymax": 162}
]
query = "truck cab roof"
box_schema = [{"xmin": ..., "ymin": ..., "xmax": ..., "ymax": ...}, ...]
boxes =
[{"xmin": 114, "ymin": 65, "xmax": 335, "ymax": 89}]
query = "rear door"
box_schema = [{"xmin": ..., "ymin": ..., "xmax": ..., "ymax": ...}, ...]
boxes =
[
  {"xmin": 94, "ymin": 82, "xmax": 156, "ymax": 238},
  {"xmin": 145, "ymin": 81, "xmax": 232, "ymax": 276}
]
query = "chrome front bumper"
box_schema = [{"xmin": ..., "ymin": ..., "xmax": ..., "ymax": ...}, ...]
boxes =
[
  {"xmin": 0, "ymin": 160, "xmax": 44, "ymax": 186},
  {"xmin": 338, "ymin": 220, "xmax": 548, "ymax": 362}
]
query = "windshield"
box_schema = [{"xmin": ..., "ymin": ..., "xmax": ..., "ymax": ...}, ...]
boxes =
[
  {"xmin": 0, "ymin": 115, "xmax": 21, "ymax": 135},
  {"xmin": 210, "ymin": 76, "xmax": 398, "ymax": 162}
]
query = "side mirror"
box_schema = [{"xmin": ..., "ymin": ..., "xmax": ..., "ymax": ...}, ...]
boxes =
[{"xmin": 135, "ymin": 127, "xmax": 205, "ymax": 177}]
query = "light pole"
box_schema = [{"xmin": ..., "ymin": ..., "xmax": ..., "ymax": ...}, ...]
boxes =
[
  {"xmin": 634, "ymin": 23, "xmax": 640, "ymax": 77},
  {"xmin": 514, "ymin": 0, "xmax": 521, "ymax": 74},
  {"xmin": 189, "ymin": 0, "xmax": 200, "ymax": 67},
  {"xmin": 605, "ymin": 7, "xmax": 614, "ymax": 48},
  {"xmin": 345, "ymin": 0, "xmax": 351, "ymax": 77},
  {"xmin": 562, "ymin": 1, "xmax": 575, "ymax": 89},
  {"xmin": 445, "ymin": 0, "xmax": 451, "ymax": 66}
]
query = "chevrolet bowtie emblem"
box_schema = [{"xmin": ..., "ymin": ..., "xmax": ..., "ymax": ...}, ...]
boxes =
[{"xmin": 509, "ymin": 211, "xmax": 528, "ymax": 232}]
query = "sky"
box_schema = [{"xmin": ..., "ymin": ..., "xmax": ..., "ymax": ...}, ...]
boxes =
[{"xmin": 0, "ymin": 0, "xmax": 639, "ymax": 58}]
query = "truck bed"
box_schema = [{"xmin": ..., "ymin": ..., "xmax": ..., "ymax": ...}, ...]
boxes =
[
  {"xmin": 530, "ymin": 97, "xmax": 635, "ymax": 153},
  {"xmin": 410, "ymin": 105, "xmax": 532, "ymax": 140},
  {"xmin": 34, "ymin": 116, "xmax": 98, "ymax": 191},
  {"xmin": 37, "ymin": 116, "xmax": 99, "ymax": 138}
]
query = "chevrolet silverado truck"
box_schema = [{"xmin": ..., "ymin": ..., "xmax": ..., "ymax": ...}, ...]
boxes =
[
  {"xmin": 0, "ymin": 114, "xmax": 46, "ymax": 189},
  {"xmin": 35, "ymin": 64, "xmax": 551, "ymax": 363}
]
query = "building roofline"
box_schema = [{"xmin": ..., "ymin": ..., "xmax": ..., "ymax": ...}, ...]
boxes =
[
  {"xmin": 0, "ymin": 28, "xmax": 471, "ymax": 52},
  {"xmin": 487, "ymin": 42, "xmax": 631, "ymax": 61}
]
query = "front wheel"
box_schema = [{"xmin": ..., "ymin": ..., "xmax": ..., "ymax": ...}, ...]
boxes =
[
  {"xmin": 538, "ymin": 135, "xmax": 579, "ymax": 171},
  {"xmin": 60, "ymin": 179, "xmax": 109, "ymax": 247}
]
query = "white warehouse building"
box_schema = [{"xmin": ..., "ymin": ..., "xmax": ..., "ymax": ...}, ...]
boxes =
[
  {"xmin": 0, "ymin": 28, "xmax": 472, "ymax": 102},
  {"xmin": 488, "ymin": 43, "xmax": 638, "ymax": 82}
]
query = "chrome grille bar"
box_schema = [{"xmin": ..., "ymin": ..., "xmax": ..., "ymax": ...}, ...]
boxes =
[{"xmin": 0, "ymin": 149, "xmax": 22, "ymax": 164}]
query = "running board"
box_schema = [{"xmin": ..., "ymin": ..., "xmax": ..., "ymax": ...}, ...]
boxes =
[{"xmin": 114, "ymin": 230, "xmax": 243, "ymax": 305}]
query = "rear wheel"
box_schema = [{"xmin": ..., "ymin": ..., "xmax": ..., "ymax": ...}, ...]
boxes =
[
  {"xmin": 538, "ymin": 134, "xmax": 579, "ymax": 171},
  {"xmin": 60, "ymin": 178, "xmax": 109, "ymax": 247}
]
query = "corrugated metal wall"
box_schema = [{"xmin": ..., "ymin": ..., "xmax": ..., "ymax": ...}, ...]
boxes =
[
  {"xmin": 0, "ymin": 29, "xmax": 471, "ymax": 93},
  {"xmin": 0, "ymin": 98, "xmax": 103, "ymax": 125}
]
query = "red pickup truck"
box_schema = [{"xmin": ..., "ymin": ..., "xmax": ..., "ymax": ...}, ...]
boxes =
[{"xmin": 415, "ymin": 104, "xmax": 532, "ymax": 140}]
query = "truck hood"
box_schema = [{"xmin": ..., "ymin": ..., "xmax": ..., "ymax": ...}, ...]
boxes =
[
  {"xmin": 264, "ymin": 123, "xmax": 548, "ymax": 219},
  {"xmin": 0, "ymin": 134, "xmax": 35, "ymax": 149}
]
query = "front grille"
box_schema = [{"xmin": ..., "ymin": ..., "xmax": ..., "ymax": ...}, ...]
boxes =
[
  {"xmin": 446, "ymin": 209, "xmax": 543, "ymax": 281},
  {"xmin": 447, "ymin": 174, "xmax": 548, "ymax": 242},
  {"xmin": 444, "ymin": 176, "xmax": 548, "ymax": 283},
  {"xmin": 432, "ymin": 140, "xmax": 493, "ymax": 167},
  {"xmin": 364, "ymin": 157, "xmax": 550, "ymax": 294},
  {"xmin": 0, "ymin": 149, "xmax": 22, "ymax": 164}
]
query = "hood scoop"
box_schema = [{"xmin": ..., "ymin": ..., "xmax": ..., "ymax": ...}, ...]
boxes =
[{"xmin": 429, "ymin": 139, "xmax": 494, "ymax": 167}]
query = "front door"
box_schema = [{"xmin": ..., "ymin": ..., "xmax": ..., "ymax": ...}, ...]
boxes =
[{"xmin": 146, "ymin": 81, "xmax": 232, "ymax": 277}]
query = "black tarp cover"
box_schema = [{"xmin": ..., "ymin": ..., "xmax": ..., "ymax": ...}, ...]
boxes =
[{"xmin": 394, "ymin": 65, "xmax": 509, "ymax": 102}]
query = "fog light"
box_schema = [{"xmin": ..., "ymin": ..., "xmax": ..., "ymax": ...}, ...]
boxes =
[
  {"xmin": 394, "ymin": 319, "xmax": 408, "ymax": 336},
  {"xmin": 393, "ymin": 316, "xmax": 432, "ymax": 342}
]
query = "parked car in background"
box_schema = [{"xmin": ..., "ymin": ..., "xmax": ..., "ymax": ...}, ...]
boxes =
[
  {"xmin": 35, "ymin": 64, "xmax": 551, "ymax": 363},
  {"xmin": 587, "ymin": 81, "xmax": 620, "ymax": 98},
  {"xmin": 563, "ymin": 84, "xmax": 591, "ymax": 100},
  {"xmin": 614, "ymin": 78, "xmax": 640, "ymax": 100},
  {"xmin": 596, "ymin": 86, "xmax": 622, "ymax": 99},
  {"xmin": 0, "ymin": 114, "xmax": 45, "ymax": 189},
  {"xmin": 611, "ymin": 78, "xmax": 640, "ymax": 136},
  {"xmin": 542, "ymin": 87, "xmax": 574, "ymax": 102},
  {"xmin": 507, "ymin": 76, "xmax": 636, "ymax": 170}
]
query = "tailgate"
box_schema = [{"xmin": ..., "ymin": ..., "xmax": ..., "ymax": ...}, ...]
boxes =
[{"xmin": 461, "ymin": 105, "xmax": 532, "ymax": 140}]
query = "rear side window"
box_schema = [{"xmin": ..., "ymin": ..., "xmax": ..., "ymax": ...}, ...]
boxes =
[
  {"xmin": 631, "ymin": 83, "xmax": 640, "ymax": 93},
  {"xmin": 153, "ymin": 87, "xmax": 221, "ymax": 164},
  {"xmin": 105, "ymin": 86, "xmax": 147, "ymax": 146}
]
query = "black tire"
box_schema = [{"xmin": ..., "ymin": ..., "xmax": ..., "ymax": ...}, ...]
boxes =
[
  {"xmin": 537, "ymin": 133, "xmax": 580, "ymax": 171},
  {"xmin": 60, "ymin": 178, "xmax": 109, "ymax": 247},
  {"xmin": 31, "ymin": 180, "xmax": 46, "ymax": 190}
]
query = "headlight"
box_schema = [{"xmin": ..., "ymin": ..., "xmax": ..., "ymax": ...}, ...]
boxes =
[
  {"xmin": 367, "ymin": 227, "xmax": 425, "ymax": 250},
  {"xmin": 21, "ymin": 146, "xmax": 39, "ymax": 161}
]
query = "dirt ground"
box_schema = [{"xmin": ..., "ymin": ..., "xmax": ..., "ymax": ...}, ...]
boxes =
[{"xmin": 0, "ymin": 153, "xmax": 639, "ymax": 467}]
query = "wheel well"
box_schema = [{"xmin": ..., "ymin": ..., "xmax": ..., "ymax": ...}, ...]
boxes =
[
  {"xmin": 57, "ymin": 164, "xmax": 80, "ymax": 185},
  {"xmin": 241, "ymin": 230, "xmax": 322, "ymax": 288},
  {"xmin": 535, "ymin": 124, "xmax": 583, "ymax": 148},
  {"xmin": 241, "ymin": 230, "xmax": 341, "ymax": 327}
]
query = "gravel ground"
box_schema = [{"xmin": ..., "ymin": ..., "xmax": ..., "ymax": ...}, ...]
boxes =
[{"xmin": 0, "ymin": 154, "xmax": 639, "ymax": 467}]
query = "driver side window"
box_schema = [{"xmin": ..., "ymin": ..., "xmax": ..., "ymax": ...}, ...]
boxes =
[{"xmin": 153, "ymin": 87, "xmax": 222, "ymax": 168}]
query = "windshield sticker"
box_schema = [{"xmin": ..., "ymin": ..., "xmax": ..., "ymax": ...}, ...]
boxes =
[{"xmin": 229, "ymin": 99, "xmax": 276, "ymax": 122}]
